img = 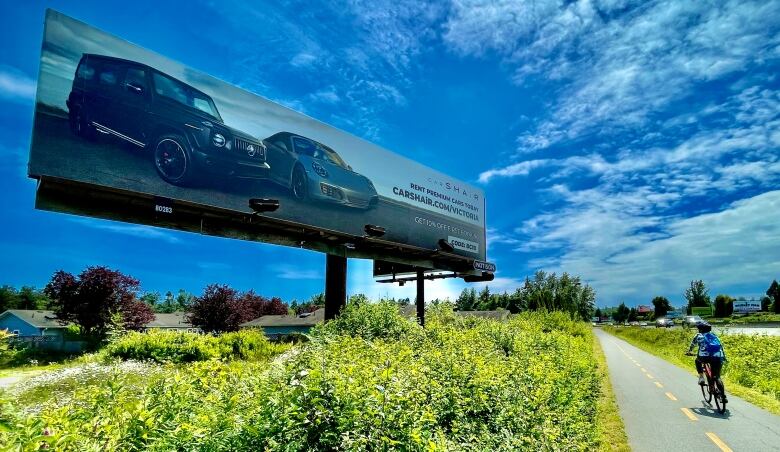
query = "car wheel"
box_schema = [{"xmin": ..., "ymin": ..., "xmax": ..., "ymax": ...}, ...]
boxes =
[
  {"xmin": 291, "ymin": 164, "xmax": 308, "ymax": 200},
  {"xmin": 69, "ymin": 109, "xmax": 95, "ymax": 140},
  {"xmin": 154, "ymin": 134, "xmax": 194, "ymax": 185}
]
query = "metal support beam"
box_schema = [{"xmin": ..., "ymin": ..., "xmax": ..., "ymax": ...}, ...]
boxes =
[
  {"xmin": 416, "ymin": 269, "xmax": 425, "ymax": 327},
  {"xmin": 325, "ymin": 254, "xmax": 347, "ymax": 321}
]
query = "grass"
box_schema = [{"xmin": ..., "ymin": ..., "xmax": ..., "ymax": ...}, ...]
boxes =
[
  {"xmin": 1, "ymin": 308, "xmax": 614, "ymax": 450},
  {"xmin": 705, "ymin": 313, "xmax": 780, "ymax": 325},
  {"xmin": 592, "ymin": 334, "xmax": 630, "ymax": 452},
  {"xmin": 603, "ymin": 326, "xmax": 780, "ymax": 415}
]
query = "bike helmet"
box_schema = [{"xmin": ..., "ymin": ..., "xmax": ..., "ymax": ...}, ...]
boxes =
[{"xmin": 696, "ymin": 321, "xmax": 712, "ymax": 333}]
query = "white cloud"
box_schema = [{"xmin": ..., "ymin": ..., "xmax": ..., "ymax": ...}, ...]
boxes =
[
  {"xmin": 0, "ymin": 66, "xmax": 36, "ymax": 102},
  {"xmin": 277, "ymin": 265, "xmax": 322, "ymax": 280},
  {"xmin": 528, "ymin": 191, "xmax": 780, "ymax": 305},
  {"xmin": 443, "ymin": 0, "xmax": 780, "ymax": 152},
  {"xmin": 479, "ymin": 158, "xmax": 551, "ymax": 183},
  {"xmin": 70, "ymin": 218, "xmax": 181, "ymax": 244},
  {"xmin": 309, "ymin": 87, "xmax": 341, "ymax": 105}
]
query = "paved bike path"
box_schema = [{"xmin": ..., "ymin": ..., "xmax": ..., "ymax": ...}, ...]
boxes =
[{"xmin": 595, "ymin": 329, "xmax": 780, "ymax": 452}]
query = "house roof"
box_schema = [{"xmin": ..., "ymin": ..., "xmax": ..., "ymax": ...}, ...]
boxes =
[
  {"xmin": 145, "ymin": 312, "xmax": 193, "ymax": 328},
  {"xmin": 241, "ymin": 309, "xmax": 325, "ymax": 328},
  {"xmin": 455, "ymin": 310, "xmax": 510, "ymax": 321},
  {"xmin": 0, "ymin": 310, "xmax": 70, "ymax": 329}
]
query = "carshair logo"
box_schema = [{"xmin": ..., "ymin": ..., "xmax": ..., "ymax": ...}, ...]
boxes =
[{"xmin": 447, "ymin": 236, "xmax": 479, "ymax": 254}]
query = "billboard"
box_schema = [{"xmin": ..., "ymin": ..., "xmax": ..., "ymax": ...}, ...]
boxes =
[
  {"xmin": 733, "ymin": 300, "xmax": 761, "ymax": 314},
  {"xmin": 28, "ymin": 10, "xmax": 487, "ymax": 272}
]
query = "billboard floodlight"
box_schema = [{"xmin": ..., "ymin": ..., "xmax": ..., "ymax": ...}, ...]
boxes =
[
  {"xmin": 437, "ymin": 239, "xmax": 455, "ymax": 253},
  {"xmin": 462, "ymin": 272, "xmax": 495, "ymax": 283},
  {"xmin": 248, "ymin": 198, "xmax": 280, "ymax": 213},
  {"xmin": 364, "ymin": 224, "xmax": 386, "ymax": 237}
]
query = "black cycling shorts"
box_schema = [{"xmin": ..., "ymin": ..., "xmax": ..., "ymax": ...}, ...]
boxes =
[{"xmin": 695, "ymin": 355, "xmax": 722, "ymax": 377}]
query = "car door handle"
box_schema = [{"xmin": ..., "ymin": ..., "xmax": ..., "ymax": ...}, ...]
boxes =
[{"xmin": 125, "ymin": 83, "xmax": 143, "ymax": 93}]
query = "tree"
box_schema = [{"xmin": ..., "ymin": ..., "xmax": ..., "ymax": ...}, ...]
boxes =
[
  {"xmin": 187, "ymin": 284, "xmax": 243, "ymax": 333},
  {"xmin": 121, "ymin": 299, "xmax": 155, "ymax": 331},
  {"xmin": 477, "ymin": 286, "xmax": 492, "ymax": 310},
  {"xmin": 187, "ymin": 285, "xmax": 288, "ymax": 333},
  {"xmin": 628, "ymin": 307, "xmax": 638, "ymax": 322},
  {"xmin": 766, "ymin": 280, "xmax": 780, "ymax": 313},
  {"xmin": 44, "ymin": 266, "xmax": 140, "ymax": 340},
  {"xmin": 175, "ymin": 289, "xmax": 194, "ymax": 311},
  {"xmin": 0, "ymin": 285, "xmax": 20, "ymax": 312},
  {"xmin": 594, "ymin": 308, "xmax": 602, "ymax": 318},
  {"xmin": 613, "ymin": 302, "xmax": 630, "ymax": 323},
  {"xmin": 684, "ymin": 280, "xmax": 711, "ymax": 312},
  {"xmin": 651, "ymin": 296, "xmax": 672, "ymax": 318},
  {"xmin": 761, "ymin": 296, "xmax": 772, "ymax": 312},
  {"xmin": 293, "ymin": 293, "xmax": 325, "ymax": 314},
  {"xmin": 713, "ymin": 294, "xmax": 733, "ymax": 318},
  {"xmin": 349, "ymin": 294, "xmax": 369, "ymax": 306},
  {"xmin": 515, "ymin": 271, "xmax": 595, "ymax": 320},
  {"xmin": 17, "ymin": 286, "xmax": 49, "ymax": 310},
  {"xmin": 140, "ymin": 291, "xmax": 160, "ymax": 307},
  {"xmin": 455, "ymin": 288, "xmax": 478, "ymax": 311}
]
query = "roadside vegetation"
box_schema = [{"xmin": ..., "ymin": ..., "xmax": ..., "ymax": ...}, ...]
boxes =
[
  {"xmin": 0, "ymin": 304, "xmax": 621, "ymax": 451},
  {"xmin": 604, "ymin": 326, "xmax": 780, "ymax": 415},
  {"xmin": 105, "ymin": 329, "xmax": 290, "ymax": 363}
]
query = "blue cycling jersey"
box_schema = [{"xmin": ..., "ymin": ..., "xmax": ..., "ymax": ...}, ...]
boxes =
[{"xmin": 688, "ymin": 332, "xmax": 726, "ymax": 359}]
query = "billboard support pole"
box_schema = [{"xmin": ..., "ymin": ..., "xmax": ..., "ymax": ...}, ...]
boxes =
[
  {"xmin": 325, "ymin": 254, "xmax": 347, "ymax": 321},
  {"xmin": 416, "ymin": 270, "xmax": 425, "ymax": 327}
]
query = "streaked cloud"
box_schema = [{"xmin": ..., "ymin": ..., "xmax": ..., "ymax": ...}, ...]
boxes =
[
  {"xmin": 0, "ymin": 66, "xmax": 36, "ymax": 102},
  {"xmin": 70, "ymin": 218, "xmax": 182, "ymax": 244}
]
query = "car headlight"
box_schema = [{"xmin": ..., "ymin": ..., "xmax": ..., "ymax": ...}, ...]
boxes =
[
  {"xmin": 212, "ymin": 133, "xmax": 226, "ymax": 147},
  {"xmin": 312, "ymin": 161, "xmax": 328, "ymax": 178}
]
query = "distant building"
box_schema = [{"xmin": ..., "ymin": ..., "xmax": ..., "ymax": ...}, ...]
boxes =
[
  {"xmin": 241, "ymin": 309, "xmax": 325, "ymax": 338},
  {"xmin": 143, "ymin": 312, "xmax": 198, "ymax": 332},
  {"xmin": 0, "ymin": 309, "xmax": 70, "ymax": 339}
]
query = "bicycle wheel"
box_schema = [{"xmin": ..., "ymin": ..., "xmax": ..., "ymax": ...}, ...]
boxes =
[
  {"xmin": 701, "ymin": 380, "xmax": 712, "ymax": 403},
  {"xmin": 714, "ymin": 381, "xmax": 727, "ymax": 414}
]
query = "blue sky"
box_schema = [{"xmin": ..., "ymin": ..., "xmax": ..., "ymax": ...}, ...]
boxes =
[{"xmin": 1, "ymin": 0, "xmax": 779, "ymax": 307}]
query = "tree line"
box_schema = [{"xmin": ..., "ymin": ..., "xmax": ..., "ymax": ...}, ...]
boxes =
[
  {"xmin": 599, "ymin": 278, "xmax": 780, "ymax": 322},
  {"xmin": 454, "ymin": 271, "xmax": 596, "ymax": 321},
  {"xmin": 3, "ymin": 266, "xmax": 295, "ymax": 342}
]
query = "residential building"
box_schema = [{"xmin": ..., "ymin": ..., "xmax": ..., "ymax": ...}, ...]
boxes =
[
  {"xmin": 0, "ymin": 309, "xmax": 70, "ymax": 338},
  {"xmin": 241, "ymin": 309, "xmax": 324, "ymax": 338},
  {"xmin": 143, "ymin": 312, "xmax": 198, "ymax": 332}
]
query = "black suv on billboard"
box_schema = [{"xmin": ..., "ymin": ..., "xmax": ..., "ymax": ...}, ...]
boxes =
[
  {"xmin": 263, "ymin": 132, "xmax": 378, "ymax": 209},
  {"xmin": 66, "ymin": 54, "xmax": 268, "ymax": 185}
]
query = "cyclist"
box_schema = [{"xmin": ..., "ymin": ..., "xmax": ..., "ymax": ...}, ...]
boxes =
[{"xmin": 687, "ymin": 321, "xmax": 727, "ymax": 402}]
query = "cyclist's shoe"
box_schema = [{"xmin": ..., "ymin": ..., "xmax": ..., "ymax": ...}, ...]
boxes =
[{"xmin": 698, "ymin": 376, "xmax": 706, "ymax": 386}]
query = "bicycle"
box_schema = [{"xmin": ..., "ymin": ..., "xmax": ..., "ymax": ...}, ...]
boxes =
[{"xmin": 686, "ymin": 352, "xmax": 727, "ymax": 414}]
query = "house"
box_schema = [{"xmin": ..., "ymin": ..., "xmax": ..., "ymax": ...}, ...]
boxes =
[
  {"xmin": 240, "ymin": 309, "xmax": 324, "ymax": 338},
  {"xmin": 143, "ymin": 312, "xmax": 198, "ymax": 332},
  {"xmin": 0, "ymin": 309, "xmax": 70, "ymax": 338}
]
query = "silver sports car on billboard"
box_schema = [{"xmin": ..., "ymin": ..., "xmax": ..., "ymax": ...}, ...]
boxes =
[{"xmin": 263, "ymin": 132, "xmax": 378, "ymax": 209}]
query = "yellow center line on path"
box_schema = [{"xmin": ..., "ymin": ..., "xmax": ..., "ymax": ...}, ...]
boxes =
[
  {"xmin": 635, "ymin": 363, "xmax": 641, "ymax": 367},
  {"xmin": 654, "ymin": 382, "xmax": 663, "ymax": 388},
  {"xmin": 681, "ymin": 408, "xmax": 698, "ymax": 421},
  {"xmin": 706, "ymin": 432, "xmax": 733, "ymax": 452},
  {"xmin": 641, "ymin": 368, "xmax": 647, "ymax": 373},
  {"xmin": 646, "ymin": 374, "xmax": 654, "ymax": 379},
  {"xmin": 665, "ymin": 392, "xmax": 677, "ymax": 401}
]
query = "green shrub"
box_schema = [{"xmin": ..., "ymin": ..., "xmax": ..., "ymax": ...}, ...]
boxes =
[
  {"xmin": 104, "ymin": 329, "xmax": 289, "ymax": 364},
  {"xmin": 311, "ymin": 299, "xmax": 420, "ymax": 341},
  {"xmin": 3, "ymin": 311, "xmax": 601, "ymax": 450}
]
